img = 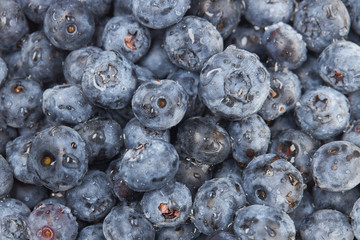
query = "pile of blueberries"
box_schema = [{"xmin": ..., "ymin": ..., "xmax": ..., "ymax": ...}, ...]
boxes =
[{"xmin": 2, "ymin": 0, "xmax": 360, "ymax": 239}]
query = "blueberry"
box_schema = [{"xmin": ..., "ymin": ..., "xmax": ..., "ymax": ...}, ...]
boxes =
[
  {"xmin": 177, "ymin": 116, "xmax": 231, "ymax": 165},
  {"xmin": 295, "ymin": 86, "xmax": 350, "ymax": 140},
  {"xmin": 118, "ymin": 139, "xmax": 179, "ymax": 192},
  {"xmin": 294, "ymin": 0, "xmax": 350, "ymax": 53},
  {"xmin": 156, "ymin": 221, "xmax": 201, "ymax": 240},
  {"xmin": 133, "ymin": 64, "xmax": 156, "ymax": 87},
  {"xmin": 0, "ymin": 77, "xmax": 43, "ymax": 128},
  {"xmin": 175, "ymin": 157, "xmax": 213, "ymax": 197},
  {"xmin": 233, "ymin": 204, "xmax": 296, "ymax": 239},
  {"xmin": 80, "ymin": 0, "xmax": 112, "ymax": 18},
  {"xmin": 189, "ymin": 0, "xmax": 242, "ymax": 38},
  {"xmin": 192, "ymin": 177, "xmax": 246, "ymax": 235},
  {"xmin": 227, "ymin": 114, "xmax": 271, "ymax": 166},
  {"xmin": 77, "ymin": 223, "xmax": 105, "ymax": 240},
  {"xmin": 113, "ymin": 0, "xmax": 132, "ymax": 16},
  {"xmin": 318, "ymin": 40, "xmax": 360, "ymax": 93},
  {"xmin": 345, "ymin": 0, "xmax": 360, "ymax": 35},
  {"xmin": 242, "ymin": 154, "xmax": 304, "ymax": 213},
  {"xmin": 263, "ymin": 22, "xmax": 307, "ymax": 70},
  {"xmin": 342, "ymin": 120, "xmax": 360, "ymax": 147},
  {"xmin": 300, "ymin": 209, "xmax": 354, "ymax": 240},
  {"xmin": 10, "ymin": 181, "xmax": 48, "ymax": 209},
  {"xmin": 350, "ymin": 197, "xmax": 360, "ymax": 239},
  {"xmin": 0, "ymin": 0, "xmax": 29, "ymax": 51},
  {"xmin": 311, "ymin": 140, "xmax": 360, "ymax": 192},
  {"xmin": 0, "ymin": 121, "xmax": 18, "ymax": 156},
  {"xmin": 20, "ymin": 31, "xmax": 65, "ymax": 83},
  {"xmin": 213, "ymin": 158, "xmax": 243, "ymax": 185},
  {"xmin": 164, "ymin": 16, "xmax": 223, "ymax": 72},
  {"xmin": 27, "ymin": 202, "xmax": 78, "ymax": 240},
  {"xmin": 269, "ymin": 129, "xmax": 319, "ymax": 183},
  {"xmin": 102, "ymin": 15, "xmax": 151, "ymax": 63},
  {"xmin": 312, "ymin": 185, "xmax": 360, "ymax": 215},
  {"xmin": 43, "ymin": 0, "xmax": 95, "ymax": 51},
  {"xmin": 81, "ymin": 50, "xmax": 137, "ymax": 109},
  {"xmin": 6, "ymin": 135, "xmax": 36, "ymax": 184},
  {"xmin": 0, "ymin": 57, "xmax": 8, "ymax": 86},
  {"xmin": 131, "ymin": 0, "xmax": 191, "ymax": 29},
  {"xmin": 42, "ymin": 84, "xmax": 95, "ymax": 125},
  {"xmin": 225, "ymin": 24, "xmax": 266, "ymax": 60},
  {"xmin": 138, "ymin": 37, "xmax": 177, "ymax": 79},
  {"xmin": 3, "ymin": 50, "xmax": 26, "ymax": 79},
  {"xmin": 16, "ymin": 0, "xmax": 55, "ymax": 24},
  {"xmin": 0, "ymin": 198, "xmax": 30, "ymax": 239},
  {"xmin": 123, "ymin": 117, "xmax": 170, "ymax": 149},
  {"xmin": 27, "ymin": 125, "xmax": 89, "ymax": 192},
  {"xmin": 132, "ymin": 79, "xmax": 188, "ymax": 130},
  {"xmin": 242, "ymin": 0, "xmax": 294, "ymax": 28},
  {"xmin": 205, "ymin": 231, "xmax": 238, "ymax": 240},
  {"xmin": 103, "ymin": 205, "xmax": 155, "ymax": 240},
  {"xmin": 74, "ymin": 117, "xmax": 123, "ymax": 164},
  {"xmin": 64, "ymin": 46, "xmax": 102, "ymax": 85},
  {"xmin": 65, "ymin": 170, "xmax": 116, "ymax": 222},
  {"xmin": 0, "ymin": 155, "xmax": 14, "ymax": 198},
  {"xmin": 140, "ymin": 181, "xmax": 192, "ymax": 228},
  {"xmin": 294, "ymin": 54, "xmax": 324, "ymax": 91},
  {"xmin": 167, "ymin": 69, "xmax": 205, "ymax": 118},
  {"xmin": 199, "ymin": 45, "xmax": 270, "ymax": 120},
  {"xmin": 288, "ymin": 190, "xmax": 315, "ymax": 231},
  {"xmin": 348, "ymin": 92, "xmax": 360, "ymax": 120}
]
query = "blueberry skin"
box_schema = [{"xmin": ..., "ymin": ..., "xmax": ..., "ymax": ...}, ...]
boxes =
[
  {"xmin": 131, "ymin": 0, "xmax": 190, "ymax": 29},
  {"xmin": 133, "ymin": 64, "xmax": 156, "ymax": 87},
  {"xmin": 43, "ymin": 0, "xmax": 95, "ymax": 51},
  {"xmin": 0, "ymin": 77, "xmax": 43, "ymax": 128},
  {"xmin": 3, "ymin": 50, "xmax": 26, "ymax": 79},
  {"xmin": 175, "ymin": 157, "xmax": 213, "ymax": 197},
  {"xmin": 263, "ymin": 22, "xmax": 307, "ymax": 70},
  {"xmin": 27, "ymin": 203, "xmax": 78, "ymax": 240},
  {"xmin": 132, "ymin": 79, "xmax": 188, "ymax": 130},
  {"xmin": 27, "ymin": 125, "xmax": 89, "ymax": 192},
  {"xmin": 312, "ymin": 185, "xmax": 360, "ymax": 215},
  {"xmin": 102, "ymin": 15, "xmax": 151, "ymax": 63},
  {"xmin": 311, "ymin": 140, "xmax": 360, "ymax": 192},
  {"xmin": 77, "ymin": 223, "xmax": 105, "ymax": 240},
  {"xmin": 0, "ymin": 122, "xmax": 17, "ymax": 156},
  {"xmin": 74, "ymin": 117, "xmax": 123, "ymax": 164},
  {"xmin": 351, "ymin": 197, "xmax": 360, "ymax": 239},
  {"xmin": 140, "ymin": 181, "xmax": 192, "ymax": 228},
  {"xmin": 270, "ymin": 129, "xmax": 319, "ymax": 183},
  {"xmin": 16, "ymin": 0, "xmax": 55, "ymax": 23},
  {"xmin": 0, "ymin": 0, "xmax": 29, "ymax": 51},
  {"xmin": 119, "ymin": 140, "xmax": 179, "ymax": 192},
  {"xmin": 294, "ymin": 0, "xmax": 350, "ymax": 53},
  {"xmin": 81, "ymin": 50, "xmax": 137, "ymax": 110},
  {"xmin": 156, "ymin": 222, "xmax": 201, "ymax": 240},
  {"xmin": 205, "ymin": 231, "xmax": 238, "ymax": 240},
  {"xmin": 189, "ymin": 0, "xmax": 242, "ymax": 38},
  {"xmin": 177, "ymin": 116, "xmax": 231, "ymax": 165},
  {"xmin": 300, "ymin": 209, "xmax": 354, "ymax": 240},
  {"xmin": 6, "ymin": 135, "xmax": 36, "ymax": 184},
  {"xmin": 168, "ymin": 69, "xmax": 205, "ymax": 118},
  {"xmin": 228, "ymin": 114, "xmax": 271, "ymax": 166},
  {"xmin": 42, "ymin": 84, "xmax": 94, "ymax": 125},
  {"xmin": 348, "ymin": 92, "xmax": 360, "ymax": 120},
  {"xmin": 0, "ymin": 155, "xmax": 13, "ymax": 198},
  {"xmin": 242, "ymin": 0, "xmax": 294, "ymax": 27},
  {"xmin": 342, "ymin": 120, "xmax": 360, "ymax": 147},
  {"xmin": 0, "ymin": 57, "xmax": 8, "ymax": 86},
  {"xmin": 113, "ymin": 0, "xmax": 132, "ymax": 16},
  {"xmin": 164, "ymin": 16, "xmax": 223, "ymax": 72},
  {"xmin": 138, "ymin": 37, "xmax": 177, "ymax": 79},
  {"xmin": 345, "ymin": 0, "xmax": 360, "ymax": 35},
  {"xmin": 243, "ymin": 154, "xmax": 304, "ymax": 213},
  {"xmin": 199, "ymin": 45, "xmax": 270, "ymax": 120},
  {"xmin": 213, "ymin": 159, "xmax": 242, "ymax": 184},
  {"xmin": 64, "ymin": 46, "xmax": 102, "ymax": 85},
  {"xmin": 21, "ymin": 31, "xmax": 65, "ymax": 83},
  {"xmin": 225, "ymin": 25, "xmax": 266, "ymax": 60},
  {"xmin": 192, "ymin": 177, "xmax": 247, "ymax": 235},
  {"xmin": 318, "ymin": 40, "xmax": 360, "ymax": 94},
  {"xmin": 288, "ymin": 190, "xmax": 315, "ymax": 231},
  {"xmin": 65, "ymin": 170, "xmax": 116, "ymax": 222},
  {"xmin": 103, "ymin": 206, "xmax": 155, "ymax": 240},
  {"xmin": 10, "ymin": 181, "xmax": 48, "ymax": 209},
  {"xmin": 294, "ymin": 54, "xmax": 324, "ymax": 91},
  {"xmin": 123, "ymin": 117, "xmax": 170, "ymax": 149},
  {"xmin": 80, "ymin": 0, "xmax": 112, "ymax": 18},
  {"xmin": 233, "ymin": 204, "xmax": 296, "ymax": 240},
  {"xmin": 0, "ymin": 198, "xmax": 30, "ymax": 239},
  {"xmin": 295, "ymin": 86, "xmax": 350, "ymax": 140}
]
